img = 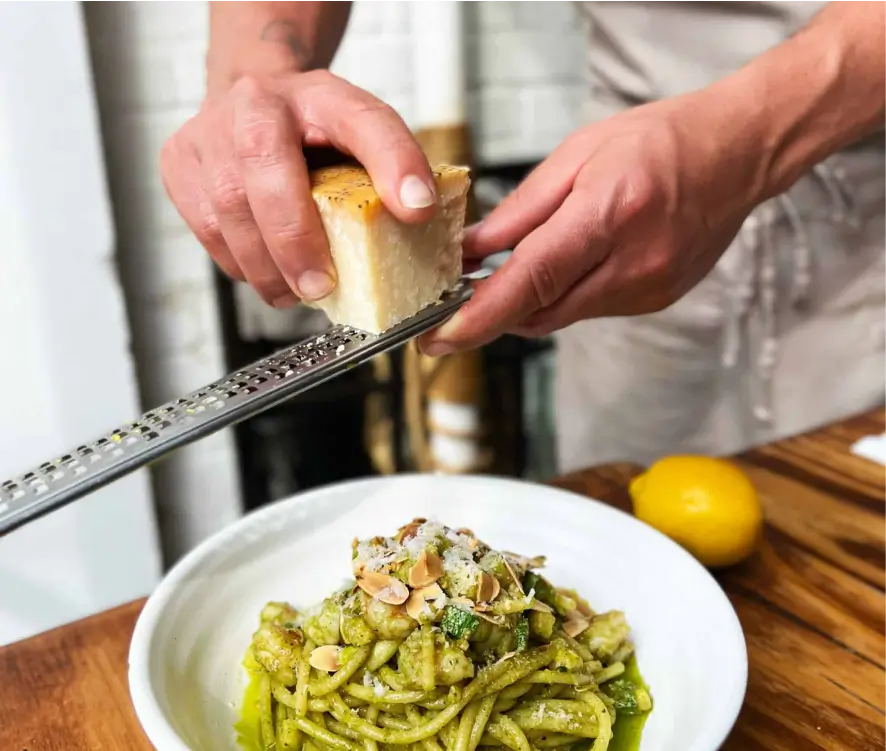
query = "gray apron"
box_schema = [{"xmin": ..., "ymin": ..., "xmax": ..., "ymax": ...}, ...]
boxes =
[{"xmin": 555, "ymin": 2, "xmax": 885, "ymax": 471}]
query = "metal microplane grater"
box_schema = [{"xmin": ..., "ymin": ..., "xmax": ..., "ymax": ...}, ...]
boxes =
[{"xmin": 0, "ymin": 280, "xmax": 475, "ymax": 536}]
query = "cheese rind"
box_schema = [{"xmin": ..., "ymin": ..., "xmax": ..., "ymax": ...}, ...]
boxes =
[{"xmin": 307, "ymin": 164, "xmax": 471, "ymax": 334}]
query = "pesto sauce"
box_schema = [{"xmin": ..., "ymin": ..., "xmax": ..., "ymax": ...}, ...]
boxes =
[
  {"xmin": 235, "ymin": 656, "xmax": 653, "ymax": 751},
  {"xmin": 234, "ymin": 665, "xmax": 264, "ymax": 751},
  {"xmin": 608, "ymin": 656, "xmax": 652, "ymax": 751}
]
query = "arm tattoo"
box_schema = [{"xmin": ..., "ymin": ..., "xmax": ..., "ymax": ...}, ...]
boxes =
[{"xmin": 260, "ymin": 20, "xmax": 311, "ymax": 68}]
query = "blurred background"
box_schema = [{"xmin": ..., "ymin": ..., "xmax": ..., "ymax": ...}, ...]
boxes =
[{"xmin": 0, "ymin": 1, "xmax": 589, "ymax": 645}]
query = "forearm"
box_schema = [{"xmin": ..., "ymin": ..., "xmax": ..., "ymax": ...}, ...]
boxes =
[
  {"xmin": 708, "ymin": 1, "xmax": 885, "ymax": 202},
  {"xmin": 206, "ymin": 2, "xmax": 351, "ymax": 95}
]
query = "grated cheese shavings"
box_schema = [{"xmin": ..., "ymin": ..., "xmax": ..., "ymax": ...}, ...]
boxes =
[
  {"xmin": 363, "ymin": 671, "xmax": 387, "ymax": 697},
  {"xmin": 403, "ymin": 520, "xmax": 445, "ymax": 557}
]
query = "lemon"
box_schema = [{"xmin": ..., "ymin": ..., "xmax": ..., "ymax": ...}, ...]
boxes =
[{"xmin": 629, "ymin": 455, "xmax": 763, "ymax": 568}]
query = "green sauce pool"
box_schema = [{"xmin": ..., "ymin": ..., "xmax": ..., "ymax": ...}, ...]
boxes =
[
  {"xmin": 606, "ymin": 656, "xmax": 652, "ymax": 751},
  {"xmin": 234, "ymin": 661, "xmax": 264, "ymax": 751}
]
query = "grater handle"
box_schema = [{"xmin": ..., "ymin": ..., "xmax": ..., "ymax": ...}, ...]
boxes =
[{"xmin": 0, "ymin": 281, "xmax": 475, "ymax": 536}]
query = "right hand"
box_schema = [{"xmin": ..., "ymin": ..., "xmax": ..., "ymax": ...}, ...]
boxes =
[{"xmin": 160, "ymin": 71, "xmax": 436, "ymax": 308}]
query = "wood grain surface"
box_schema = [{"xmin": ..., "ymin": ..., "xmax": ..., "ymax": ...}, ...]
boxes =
[
  {"xmin": 1, "ymin": 409, "xmax": 883, "ymax": 751},
  {"xmin": 1, "ymin": 599, "xmax": 148, "ymax": 751}
]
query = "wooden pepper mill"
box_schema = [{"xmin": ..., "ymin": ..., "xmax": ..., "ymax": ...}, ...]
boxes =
[
  {"xmin": 365, "ymin": 3, "xmax": 491, "ymax": 475},
  {"xmin": 403, "ymin": 123, "xmax": 490, "ymax": 474}
]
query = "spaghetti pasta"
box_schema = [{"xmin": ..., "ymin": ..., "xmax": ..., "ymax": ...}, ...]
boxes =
[{"xmin": 237, "ymin": 520, "xmax": 652, "ymax": 751}]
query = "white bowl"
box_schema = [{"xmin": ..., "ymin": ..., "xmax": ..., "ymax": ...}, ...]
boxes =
[{"xmin": 129, "ymin": 474, "xmax": 747, "ymax": 751}]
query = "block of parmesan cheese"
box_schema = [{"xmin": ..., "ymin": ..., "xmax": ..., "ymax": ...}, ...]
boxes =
[{"xmin": 307, "ymin": 164, "xmax": 471, "ymax": 334}]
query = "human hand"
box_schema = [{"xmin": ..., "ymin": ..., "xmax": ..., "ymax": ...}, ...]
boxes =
[
  {"xmin": 419, "ymin": 93, "xmax": 771, "ymax": 356},
  {"xmin": 161, "ymin": 71, "xmax": 436, "ymax": 308}
]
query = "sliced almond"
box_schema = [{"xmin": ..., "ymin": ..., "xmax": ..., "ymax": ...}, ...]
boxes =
[
  {"xmin": 399, "ymin": 525, "xmax": 419, "ymax": 542},
  {"xmin": 456, "ymin": 527, "xmax": 475, "ymax": 537},
  {"xmin": 398, "ymin": 519, "xmax": 425, "ymax": 542},
  {"xmin": 502, "ymin": 556, "xmax": 524, "ymax": 594},
  {"xmin": 503, "ymin": 552, "xmax": 546, "ymax": 570},
  {"xmin": 408, "ymin": 550, "xmax": 444, "ymax": 588},
  {"xmin": 406, "ymin": 584, "xmax": 445, "ymax": 621},
  {"xmin": 405, "ymin": 583, "xmax": 446, "ymax": 621},
  {"xmin": 563, "ymin": 616, "xmax": 591, "ymax": 638},
  {"xmin": 356, "ymin": 570, "xmax": 393, "ymax": 596},
  {"xmin": 357, "ymin": 571, "xmax": 409, "ymax": 605},
  {"xmin": 406, "ymin": 590, "xmax": 431, "ymax": 621},
  {"xmin": 376, "ymin": 585, "xmax": 410, "ymax": 605},
  {"xmin": 477, "ymin": 573, "xmax": 501, "ymax": 603},
  {"xmin": 402, "ymin": 590, "xmax": 430, "ymax": 621},
  {"xmin": 420, "ymin": 582, "xmax": 444, "ymax": 599},
  {"xmin": 530, "ymin": 599, "xmax": 554, "ymax": 614},
  {"xmin": 309, "ymin": 645, "xmax": 342, "ymax": 672},
  {"xmin": 474, "ymin": 609, "xmax": 507, "ymax": 626}
]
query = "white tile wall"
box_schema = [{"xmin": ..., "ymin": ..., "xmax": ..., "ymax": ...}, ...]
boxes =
[
  {"xmin": 467, "ymin": 2, "xmax": 587, "ymax": 163},
  {"xmin": 329, "ymin": 1, "xmax": 588, "ymax": 164},
  {"xmin": 84, "ymin": 2, "xmax": 243, "ymax": 564},
  {"xmin": 0, "ymin": 1, "xmax": 162, "ymax": 644}
]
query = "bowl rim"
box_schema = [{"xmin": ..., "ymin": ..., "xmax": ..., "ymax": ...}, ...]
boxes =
[{"xmin": 128, "ymin": 473, "xmax": 748, "ymax": 751}]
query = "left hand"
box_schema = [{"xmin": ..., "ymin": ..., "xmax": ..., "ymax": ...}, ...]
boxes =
[{"xmin": 419, "ymin": 92, "xmax": 770, "ymax": 356}]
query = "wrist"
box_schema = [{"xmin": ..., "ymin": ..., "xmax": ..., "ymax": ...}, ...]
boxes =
[
  {"xmin": 206, "ymin": 44, "xmax": 303, "ymax": 98},
  {"xmin": 205, "ymin": 2, "xmax": 350, "ymax": 99},
  {"xmin": 708, "ymin": 3, "xmax": 884, "ymax": 203},
  {"xmin": 206, "ymin": 8, "xmax": 310, "ymax": 98},
  {"xmin": 712, "ymin": 31, "xmax": 845, "ymax": 201}
]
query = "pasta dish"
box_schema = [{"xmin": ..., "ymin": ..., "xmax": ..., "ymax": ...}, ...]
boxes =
[{"xmin": 237, "ymin": 519, "xmax": 652, "ymax": 751}]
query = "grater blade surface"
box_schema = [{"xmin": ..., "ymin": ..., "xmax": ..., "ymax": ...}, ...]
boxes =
[{"xmin": 0, "ymin": 280, "xmax": 474, "ymax": 536}]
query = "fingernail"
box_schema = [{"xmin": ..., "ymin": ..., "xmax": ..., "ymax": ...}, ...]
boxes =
[
  {"xmin": 421, "ymin": 341, "xmax": 454, "ymax": 358},
  {"xmin": 297, "ymin": 270, "xmax": 335, "ymax": 301},
  {"xmin": 399, "ymin": 175, "xmax": 436, "ymax": 209},
  {"xmin": 272, "ymin": 292, "xmax": 299, "ymax": 308}
]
